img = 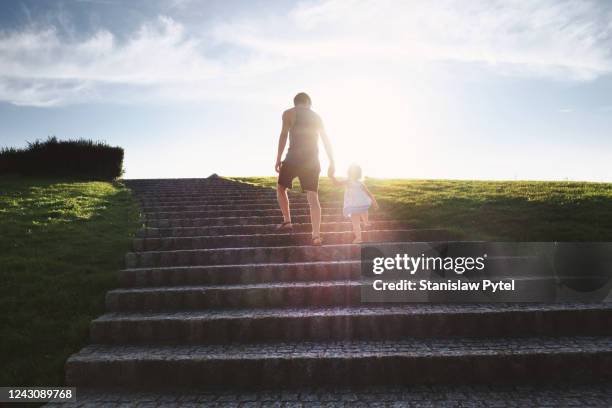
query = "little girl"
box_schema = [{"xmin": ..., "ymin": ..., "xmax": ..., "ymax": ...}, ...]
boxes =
[{"xmin": 331, "ymin": 164, "xmax": 379, "ymax": 244}]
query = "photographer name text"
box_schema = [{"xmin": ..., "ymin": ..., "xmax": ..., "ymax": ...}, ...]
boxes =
[{"xmin": 372, "ymin": 279, "xmax": 515, "ymax": 292}]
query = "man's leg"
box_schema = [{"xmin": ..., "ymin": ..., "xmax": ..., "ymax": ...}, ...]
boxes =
[
  {"xmin": 307, "ymin": 190, "xmax": 321, "ymax": 238},
  {"xmin": 277, "ymin": 184, "xmax": 292, "ymax": 224}
]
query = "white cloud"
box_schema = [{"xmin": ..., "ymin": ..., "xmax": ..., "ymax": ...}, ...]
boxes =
[
  {"xmin": 0, "ymin": 78, "xmax": 92, "ymax": 107},
  {"xmin": 0, "ymin": 16, "xmax": 223, "ymax": 105},
  {"xmin": 0, "ymin": 0, "xmax": 611, "ymax": 106},
  {"xmin": 0, "ymin": 16, "xmax": 220, "ymax": 84},
  {"xmin": 216, "ymin": 0, "xmax": 612, "ymax": 80}
]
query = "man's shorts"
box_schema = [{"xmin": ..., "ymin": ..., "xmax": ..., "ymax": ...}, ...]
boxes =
[{"xmin": 278, "ymin": 161, "xmax": 320, "ymax": 192}]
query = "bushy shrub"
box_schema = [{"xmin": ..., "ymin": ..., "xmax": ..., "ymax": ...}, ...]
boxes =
[{"xmin": 0, "ymin": 137, "xmax": 124, "ymax": 180}]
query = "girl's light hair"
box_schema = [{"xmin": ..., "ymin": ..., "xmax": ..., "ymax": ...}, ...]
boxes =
[{"xmin": 348, "ymin": 164, "xmax": 362, "ymax": 181}]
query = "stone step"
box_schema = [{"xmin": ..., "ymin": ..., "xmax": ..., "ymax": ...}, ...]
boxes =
[
  {"xmin": 133, "ymin": 189, "xmax": 271, "ymax": 196},
  {"xmin": 131, "ymin": 185, "xmax": 258, "ymax": 190},
  {"xmin": 137, "ymin": 195, "xmax": 306, "ymax": 206},
  {"xmin": 65, "ymin": 336, "xmax": 612, "ymax": 387},
  {"xmin": 126, "ymin": 177, "xmax": 242, "ymax": 183},
  {"xmin": 129, "ymin": 182, "xmax": 256, "ymax": 187},
  {"xmin": 126, "ymin": 181, "xmax": 263, "ymax": 189},
  {"xmin": 107, "ymin": 281, "xmax": 363, "ymax": 311},
  {"xmin": 43, "ymin": 383, "xmax": 612, "ymax": 406},
  {"xmin": 106, "ymin": 274, "xmax": 612, "ymax": 313},
  {"xmin": 125, "ymin": 235, "xmax": 456, "ymax": 268},
  {"xmin": 118, "ymin": 254, "xmax": 545, "ymax": 288},
  {"xmin": 119, "ymin": 260, "xmax": 361, "ymax": 287},
  {"xmin": 131, "ymin": 187, "xmax": 265, "ymax": 193},
  {"xmin": 144, "ymin": 206, "xmax": 345, "ymax": 220},
  {"xmin": 132, "ymin": 229, "xmax": 428, "ymax": 251},
  {"xmin": 128, "ymin": 182, "xmax": 243, "ymax": 186},
  {"xmin": 129, "ymin": 181, "xmax": 260, "ymax": 187},
  {"xmin": 140, "ymin": 201, "xmax": 341, "ymax": 213},
  {"xmin": 127, "ymin": 178, "xmax": 238, "ymax": 182},
  {"xmin": 136, "ymin": 220, "xmax": 412, "ymax": 238},
  {"xmin": 138, "ymin": 197, "xmax": 310, "ymax": 207},
  {"xmin": 146, "ymin": 213, "xmax": 390, "ymax": 228},
  {"xmin": 135, "ymin": 192, "xmax": 281, "ymax": 200},
  {"xmin": 91, "ymin": 304, "xmax": 612, "ymax": 345}
]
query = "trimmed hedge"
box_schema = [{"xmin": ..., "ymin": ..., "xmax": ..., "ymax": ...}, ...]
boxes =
[{"xmin": 0, "ymin": 137, "xmax": 124, "ymax": 180}]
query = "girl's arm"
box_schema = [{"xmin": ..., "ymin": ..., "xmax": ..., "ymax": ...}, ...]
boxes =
[
  {"xmin": 360, "ymin": 182, "xmax": 379, "ymax": 209},
  {"xmin": 329, "ymin": 175, "xmax": 347, "ymax": 188}
]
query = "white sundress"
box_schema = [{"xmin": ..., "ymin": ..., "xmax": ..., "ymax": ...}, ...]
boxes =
[{"xmin": 343, "ymin": 180, "xmax": 372, "ymax": 217}]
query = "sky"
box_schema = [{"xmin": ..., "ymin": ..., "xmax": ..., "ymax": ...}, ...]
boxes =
[{"xmin": 0, "ymin": 0, "xmax": 611, "ymax": 181}]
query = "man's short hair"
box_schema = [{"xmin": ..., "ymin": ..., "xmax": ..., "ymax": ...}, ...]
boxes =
[{"xmin": 294, "ymin": 92, "xmax": 312, "ymax": 106}]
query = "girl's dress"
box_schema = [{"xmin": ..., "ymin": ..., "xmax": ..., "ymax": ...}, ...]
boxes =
[{"xmin": 343, "ymin": 180, "xmax": 372, "ymax": 217}]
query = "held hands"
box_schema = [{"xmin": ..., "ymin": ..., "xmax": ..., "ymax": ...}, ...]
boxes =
[{"xmin": 327, "ymin": 162, "xmax": 335, "ymax": 179}]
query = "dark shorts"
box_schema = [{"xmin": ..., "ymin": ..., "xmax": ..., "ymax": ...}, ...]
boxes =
[{"xmin": 278, "ymin": 161, "xmax": 320, "ymax": 192}]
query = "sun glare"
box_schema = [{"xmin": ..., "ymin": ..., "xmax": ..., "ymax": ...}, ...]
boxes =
[{"xmin": 315, "ymin": 80, "xmax": 434, "ymax": 179}]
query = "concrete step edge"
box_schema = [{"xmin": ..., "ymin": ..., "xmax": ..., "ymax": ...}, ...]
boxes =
[{"xmin": 65, "ymin": 336, "xmax": 612, "ymax": 387}]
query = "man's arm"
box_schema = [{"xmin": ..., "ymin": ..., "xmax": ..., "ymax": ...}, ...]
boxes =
[
  {"xmin": 275, "ymin": 110, "xmax": 292, "ymax": 173},
  {"xmin": 319, "ymin": 117, "xmax": 335, "ymax": 177}
]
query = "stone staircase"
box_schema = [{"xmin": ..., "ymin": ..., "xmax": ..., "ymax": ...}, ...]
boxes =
[{"xmin": 63, "ymin": 177, "xmax": 612, "ymax": 402}]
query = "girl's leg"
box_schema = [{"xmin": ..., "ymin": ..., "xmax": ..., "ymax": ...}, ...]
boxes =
[
  {"xmin": 351, "ymin": 214, "xmax": 362, "ymax": 243},
  {"xmin": 361, "ymin": 212, "xmax": 371, "ymax": 228}
]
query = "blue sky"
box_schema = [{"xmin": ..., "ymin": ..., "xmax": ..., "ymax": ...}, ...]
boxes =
[{"xmin": 0, "ymin": 0, "xmax": 611, "ymax": 181}]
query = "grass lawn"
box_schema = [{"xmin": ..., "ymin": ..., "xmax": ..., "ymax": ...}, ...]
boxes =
[
  {"xmin": 232, "ymin": 177, "xmax": 612, "ymax": 241},
  {"xmin": 0, "ymin": 176, "xmax": 140, "ymax": 386}
]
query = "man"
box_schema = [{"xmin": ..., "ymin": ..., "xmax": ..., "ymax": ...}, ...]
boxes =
[{"xmin": 275, "ymin": 92, "xmax": 335, "ymax": 246}]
